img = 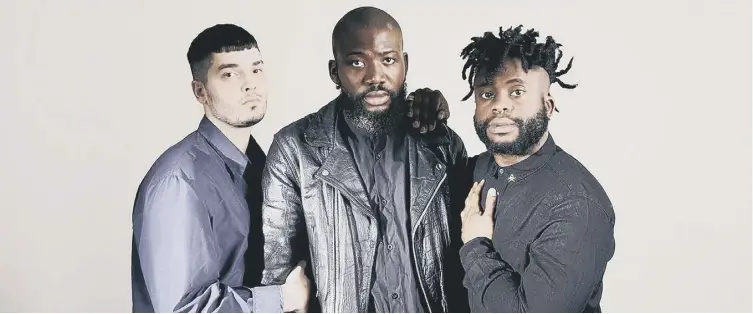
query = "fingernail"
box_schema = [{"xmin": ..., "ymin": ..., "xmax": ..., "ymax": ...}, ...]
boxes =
[
  {"xmin": 413, "ymin": 121, "xmax": 420, "ymax": 128},
  {"xmin": 420, "ymin": 126, "xmax": 427, "ymax": 133},
  {"xmin": 488, "ymin": 188, "xmax": 496, "ymax": 195},
  {"xmin": 438, "ymin": 113, "xmax": 445, "ymax": 119}
]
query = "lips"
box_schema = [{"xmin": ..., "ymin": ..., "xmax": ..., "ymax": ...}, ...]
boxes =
[
  {"xmin": 488, "ymin": 119, "xmax": 517, "ymax": 134},
  {"xmin": 363, "ymin": 91, "xmax": 390, "ymax": 107},
  {"xmin": 242, "ymin": 98, "xmax": 262, "ymax": 105}
]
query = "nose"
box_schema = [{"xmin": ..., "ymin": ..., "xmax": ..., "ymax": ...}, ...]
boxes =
[
  {"xmin": 242, "ymin": 79, "xmax": 257, "ymax": 93},
  {"xmin": 491, "ymin": 98, "xmax": 513, "ymax": 114},
  {"xmin": 364, "ymin": 62, "xmax": 386, "ymax": 86}
]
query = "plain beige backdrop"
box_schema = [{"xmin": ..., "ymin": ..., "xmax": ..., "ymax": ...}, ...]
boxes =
[{"xmin": 0, "ymin": 0, "xmax": 750, "ymax": 312}]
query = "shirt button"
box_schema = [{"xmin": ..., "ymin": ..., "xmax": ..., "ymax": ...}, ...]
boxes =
[
  {"xmin": 387, "ymin": 244, "xmax": 393, "ymax": 250},
  {"xmin": 376, "ymin": 153, "xmax": 383, "ymax": 159},
  {"xmin": 498, "ymin": 169, "xmax": 504, "ymax": 175},
  {"xmin": 322, "ymin": 170, "xmax": 330, "ymax": 176},
  {"xmin": 391, "ymin": 293, "xmax": 399, "ymax": 300},
  {"xmin": 381, "ymin": 199, "xmax": 387, "ymax": 206}
]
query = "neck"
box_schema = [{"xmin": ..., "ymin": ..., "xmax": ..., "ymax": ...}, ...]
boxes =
[
  {"xmin": 493, "ymin": 132, "xmax": 549, "ymax": 167},
  {"xmin": 206, "ymin": 115, "xmax": 253, "ymax": 153}
]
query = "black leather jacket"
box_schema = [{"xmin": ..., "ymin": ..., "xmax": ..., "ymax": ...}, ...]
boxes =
[{"xmin": 260, "ymin": 99, "xmax": 471, "ymax": 312}]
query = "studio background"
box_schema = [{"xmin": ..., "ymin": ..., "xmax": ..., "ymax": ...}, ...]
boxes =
[{"xmin": 0, "ymin": 0, "xmax": 750, "ymax": 312}]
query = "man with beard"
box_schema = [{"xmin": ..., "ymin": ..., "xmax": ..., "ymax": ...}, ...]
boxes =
[
  {"xmin": 457, "ymin": 25, "xmax": 616, "ymax": 312},
  {"xmin": 130, "ymin": 24, "xmax": 311, "ymax": 313},
  {"xmin": 260, "ymin": 6, "xmax": 470, "ymax": 313}
]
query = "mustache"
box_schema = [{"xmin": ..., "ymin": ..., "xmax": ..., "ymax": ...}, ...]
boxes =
[
  {"xmin": 355, "ymin": 85, "xmax": 389, "ymax": 98},
  {"xmin": 481, "ymin": 114, "xmax": 523, "ymax": 127}
]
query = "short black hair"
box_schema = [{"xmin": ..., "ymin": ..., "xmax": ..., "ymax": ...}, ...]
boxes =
[
  {"xmin": 187, "ymin": 24, "xmax": 258, "ymax": 82},
  {"xmin": 460, "ymin": 25, "xmax": 577, "ymax": 103}
]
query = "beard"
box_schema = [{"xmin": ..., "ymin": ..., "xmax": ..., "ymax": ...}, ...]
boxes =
[
  {"xmin": 340, "ymin": 82, "xmax": 408, "ymax": 137},
  {"xmin": 474, "ymin": 104, "xmax": 549, "ymax": 156},
  {"xmin": 206, "ymin": 90, "xmax": 264, "ymax": 128}
]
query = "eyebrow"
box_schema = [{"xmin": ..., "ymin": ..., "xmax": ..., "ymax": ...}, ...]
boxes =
[
  {"xmin": 217, "ymin": 63, "xmax": 238, "ymax": 71},
  {"xmin": 216, "ymin": 60, "xmax": 263, "ymax": 71},
  {"xmin": 505, "ymin": 78, "xmax": 526, "ymax": 85},
  {"xmin": 475, "ymin": 77, "xmax": 527, "ymax": 88},
  {"xmin": 345, "ymin": 50, "xmax": 398, "ymax": 57}
]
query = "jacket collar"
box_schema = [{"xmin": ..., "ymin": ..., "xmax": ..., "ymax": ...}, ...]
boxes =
[{"xmin": 305, "ymin": 95, "xmax": 452, "ymax": 221}]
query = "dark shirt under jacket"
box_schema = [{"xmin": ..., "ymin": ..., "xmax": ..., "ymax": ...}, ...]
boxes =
[
  {"xmin": 340, "ymin": 114, "xmax": 426, "ymax": 313},
  {"xmin": 131, "ymin": 117, "xmax": 281, "ymax": 313},
  {"xmin": 460, "ymin": 135, "xmax": 615, "ymax": 313}
]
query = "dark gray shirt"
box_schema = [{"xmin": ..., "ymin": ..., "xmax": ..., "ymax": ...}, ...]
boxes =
[
  {"xmin": 131, "ymin": 117, "xmax": 281, "ymax": 313},
  {"xmin": 460, "ymin": 135, "xmax": 615, "ymax": 313},
  {"xmin": 341, "ymin": 116, "xmax": 425, "ymax": 313}
]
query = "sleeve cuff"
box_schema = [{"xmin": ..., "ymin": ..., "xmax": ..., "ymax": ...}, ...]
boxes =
[
  {"xmin": 460, "ymin": 237, "xmax": 495, "ymax": 270},
  {"xmin": 249, "ymin": 285, "xmax": 283, "ymax": 313},
  {"xmin": 460, "ymin": 237, "xmax": 508, "ymax": 290}
]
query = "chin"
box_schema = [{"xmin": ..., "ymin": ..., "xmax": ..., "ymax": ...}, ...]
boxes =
[
  {"xmin": 366, "ymin": 105, "xmax": 389, "ymax": 112},
  {"xmin": 489, "ymin": 133, "xmax": 517, "ymax": 143},
  {"xmin": 233, "ymin": 113, "xmax": 264, "ymax": 127}
]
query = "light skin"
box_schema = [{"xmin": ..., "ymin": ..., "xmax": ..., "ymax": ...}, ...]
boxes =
[
  {"xmin": 191, "ymin": 47, "xmax": 268, "ymax": 153},
  {"xmin": 462, "ymin": 58, "xmax": 557, "ymax": 243},
  {"xmin": 189, "ymin": 47, "xmax": 310, "ymax": 313}
]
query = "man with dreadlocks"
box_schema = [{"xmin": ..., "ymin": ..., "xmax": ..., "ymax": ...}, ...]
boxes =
[{"xmin": 457, "ymin": 25, "xmax": 615, "ymax": 312}]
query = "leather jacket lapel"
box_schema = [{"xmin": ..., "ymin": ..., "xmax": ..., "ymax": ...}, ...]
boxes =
[
  {"xmin": 305, "ymin": 99, "xmax": 375, "ymax": 220},
  {"xmin": 408, "ymin": 135, "xmax": 449, "ymax": 229},
  {"xmin": 314, "ymin": 144, "xmax": 375, "ymax": 220}
]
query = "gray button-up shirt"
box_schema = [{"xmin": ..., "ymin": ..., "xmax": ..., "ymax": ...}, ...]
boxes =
[
  {"xmin": 460, "ymin": 135, "xmax": 615, "ymax": 312},
  {"xmin": 131, "ymin": 117, "xmax": 281, "ymax": 313},
  {"xmin": 341, "ymin": 116, "xmax": 425, "ymax": 313}
]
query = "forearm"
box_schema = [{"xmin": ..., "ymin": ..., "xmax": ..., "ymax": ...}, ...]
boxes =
[
  {"xmin": 166, "ymin": 282, "xmax": 282, "ymax": 313},
  {"xmin": 260, "ymin": 137, "xmax": 303, "ymax": 285},
  {"xmin": 460, "ymin": 237, "xmax": 526, "ymax": 312},
  {"xmin": 260, "ymin": 210, "xmax": 298, "ymax": 285},
  {"xmin": 459, "ymin": 207, "xmax": 612, "ymax": 313}
]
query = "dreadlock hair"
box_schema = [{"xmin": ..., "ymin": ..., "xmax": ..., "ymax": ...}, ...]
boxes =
[
  {"xmin": 460, "ymin": 25, "xmax": 577, "ymax": 110},
  {"xmin": 187, "ymin": 24, "xmax": 259, "ymax": 83}
]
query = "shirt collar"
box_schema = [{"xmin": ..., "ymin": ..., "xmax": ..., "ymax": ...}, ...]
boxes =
[
  {"xmin": 483, "ymin": 134, "xmax": 557, "ymax": 182},
  {"xmin": 197, "ymin": 116, "xmax": 251, "ymax": 170}
]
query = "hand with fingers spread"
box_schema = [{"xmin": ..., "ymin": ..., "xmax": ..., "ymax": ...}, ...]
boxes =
[
  {"xmin": 281, "ymin": 260, "xmax": 310, "ymax": 313},
  {"xmin": 461, "ymin": 180, "xmax": 497, "ymax": 244},
  {"xmin": 406, "ymin": 88, "xmax": 450, "ymax": 134}
]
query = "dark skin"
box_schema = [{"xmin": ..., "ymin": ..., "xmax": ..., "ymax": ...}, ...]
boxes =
[{"xmin": 328, "ymin": 24, "xmax": 449, "ymax": 133}]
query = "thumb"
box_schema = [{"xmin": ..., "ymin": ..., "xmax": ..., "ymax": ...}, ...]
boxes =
[
  {"xmin": 293, "ymin": 260, "xmax": 307, "ymax": 272},
  {"xmin": 483, "ymin": 188, "xmax": 497, "ymax": 218}
]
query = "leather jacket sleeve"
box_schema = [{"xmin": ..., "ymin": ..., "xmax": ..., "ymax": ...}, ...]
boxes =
[
  {"xmin": 441, "ymin": 125, "xmax": 474, "ymax": 313},
  {"xmin": 260, "ymin": 134, "xmax": 304, "ymax": 285}
]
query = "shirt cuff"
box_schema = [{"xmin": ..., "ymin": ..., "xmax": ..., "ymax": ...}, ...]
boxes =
[
  {"xmin": 460, "ymin": 237, "xmax": 504, "ymax": 287},
  {"xmin": 460, "ymin": 237, "xmax": 495, "ymax": 269},
  {"xmin": 249, "ymin": 285, "xmax": 283, "ymax": 313}
]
